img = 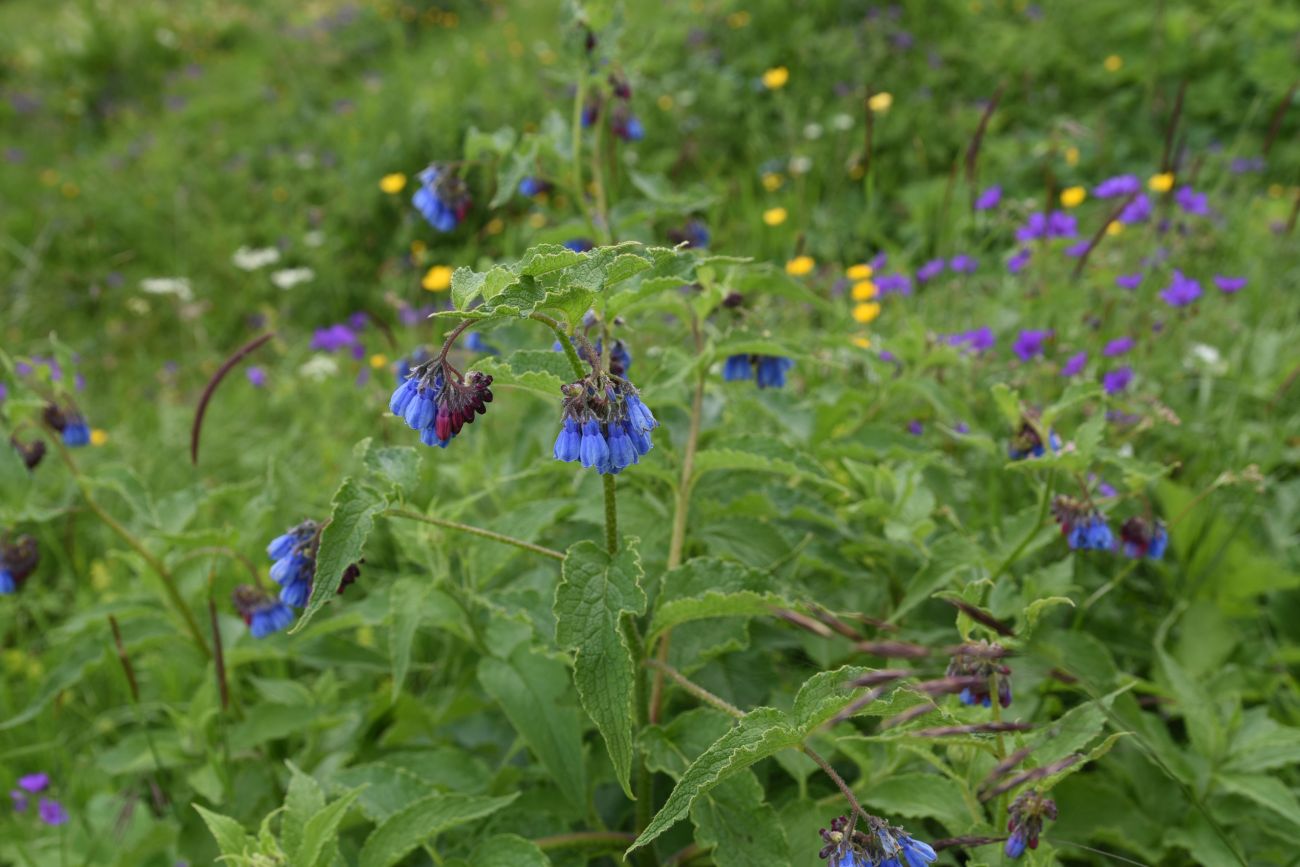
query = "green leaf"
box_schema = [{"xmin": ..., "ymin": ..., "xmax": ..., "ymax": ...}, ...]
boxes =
[
  {"xmin": 389, "ymin": 579, "xmax": 428, "ymax": 703},
  {"xmin": 469, "ymin": 834, "xmax": 553, "ymax": 867},
  {"xmin": 333, "ymin": 763, "xmax": 443, "ymax": 822},
  {"xmin": 691, "ymin": 771, "xmax": 790, "ymax": 867},
  {"xmin": 990, "ymin": 382, "xmax": 1021, "ymax": 427},
  {"xmin": 628, "ymin": 708, "xmax": 801, "ymax": 853},
  {"xmin": 859, "ymin": 773, "xmax": 975, "ymax": 831},
  {"xmin": 452, "ymin": 265, "xmax": 517, "ymax": 310},
  {"xmin": 517, "ymin": 243, "xmax": 587, "ymax": 276},
  {"xmin": 193, "ymin": 804, "xmax": 251, "ymax": 857},
  {"xmin": 295, "ymin": 786, "xmax": 364, "ymax": 867},
  {"xmin": 292, "ymin": 477, "xmax": 384, "ymax": 633},
  {"xmin": 477, "ymin": 649, "xmax": 587, "ymax": 810},
  {"xmin": 791, "ymin": 665, "xmax": 871, "ymax": 733},
  {"xmin": 649, "ymin": 557, "xmax": 791, "ymax": 641},
  {"xmin": 1215, "ymin": 773, "xmax": 1300, "ymax": 833},
  {"xmin": 554, "ymin": 539, "xmax": 647, "ymax": 798},
  {"xmin": 472, "ymin": 349, "xmax": 575, "ymax": 397},
  {"xmin": 1023, "ymin": 595, "xmax": 1075, "ymax": 629},
  {"xmin": 358, "ymin": 793, "xmax": 519, "ymax": 867},
  {"xmin": 282, "ymin": 762, "xmax": 326, "ymax": 857},
  {"xmin": 0, "ymin": 639, "xmax": 103, "ymax": 731},
  {"xmin": 693, "ymin": 436, "xmax": 839, "ymax": 490},
  {"xmin": 362, "ymin": 442, "xmax": 422, "ymax": 493}
]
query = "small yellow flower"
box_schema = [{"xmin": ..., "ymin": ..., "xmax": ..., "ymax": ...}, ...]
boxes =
[
  {"xmin": 1065, "ymin": 146, "xmax": 1080, "ymax": 167},
  {"xmin": 726, "ymin": 10, "xmax": 751, "ymax": 28},
  {"xmin": 89, "ymin": 428, "xmax": 108, "ymax": 446},
  {"xmin": 762, "ymin": 66, "xmax": 790, "ymax": 90},
  {"xmin": 380, "ymin": 172, "xmax": 407, "ymax": 194},
  {"xmin": 1104, "ymin": 54, "xmax": 1123, "ymax": 72},
  {"xmin": 1060, "ymin": 186, "xmax": 1087, "ymax": 208},
  {"xmin": 1105, "ymin": 221, "xmax": 1123, "ymax": 236},
  {"xmin": 422, "ymin": 264, "xmax": 453, "ymax": 292},
  {"xmin": 846, "ymin": 263, "xmax": 873, "ymax": 281},
  {"xmin": 527, "ymin": 212, "xmax": 547, "ymax": 229},
  {"xmin": 485, "ymin": 217, "xmax": 505, "ymax": 235},
  {"xmin": 763, "ymin": 207, "xmax": 788, "ymax": 226},
  {"xmin": 785, "ymin": 255, "xmax": 815, "ymax": 276},
  {"xmin": 410, "ymin": 239, "xmax": 427, "ymax": 256},
  {"xmin": 370, "ymin": 354, "xmax": 389, "ymax": 369},
  {"xmin": 848, "ymin": 163, "xmax": 866, "ymax": 180},
  {"xmin": 1148, "ymin": 172, "xmax": 1175, "ymax": 193},
  {"xmin": 852, "ymin": 302, "xmax": 881, "ymax": 324},
  {"xmin": 851, "ymin": 280, "xmax": 878, "ymax": 301},
  {"xmin": 867, "ymin": 92, "xmax": 893, "ymax": 113},
  {"xmin": 761, "ymin": 172, "xmax": 784, "ymax": 192},
  {"xmin": 657, "ymin": 94, "xmax": 674, "ymax": 111},
  {"xmin": 852, "ymin": 335, "xmax": 872, "ymax": 349}
]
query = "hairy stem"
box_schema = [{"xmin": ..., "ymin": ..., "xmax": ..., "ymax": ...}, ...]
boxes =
[
  {"xmin": 531, "ymin": 312, "xmax": 588, "ymax": 379},
  {"xmin": 534, "ymin": 831, "xmax": 637, "ymax": 851},
  {"xmin": 645, "ymin": 659, "xmax": 744, "ymax": 719},
  {"xmin": 382, "ymin": 508, "xmax": 564, "ymax": 561},
  {"xmin": 650, "ymin": 317, "xmax": 706, "ymax": 723},
  {"xmin": 53, "ymin": 440, "xmax": 210, "ymax": 658},
  {"xmin": 803, "ymin": 746, "xmax": 872, "ymax": 824},
  {"xmin": 603, "ymin": 474, "xmax": 619, "ymax": 555}
]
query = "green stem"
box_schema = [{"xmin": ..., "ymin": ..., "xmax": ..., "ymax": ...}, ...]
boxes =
[
  {"xmin": 987, "ymin": 469, "xmax": 1055, "ymax": 584},
  {"xmin": 603, "ymin": 474, "xmax": 619, "ymax": 556},
  {"xmin": 570, "ymin": 71, "xmax": 600, "ymax": 240},
  {"xmin": 589, "ymin": 95, "xmax": 613, "ymax": 245},
  {"xmin": 382, "ymin": 509, "xmax": 564, "ymax": 561},
  {"xmin": 645, "ymin": 659, "xmax": 743, "ymax": 718},
  {"xmin": 534, "ymin": 831, "xmax": 637, "ymax": 851},
  {"xmin": 531, "ymin": 312, "xmax": 587, "ymax": 379},
  {"xmin": 53, "ymin": 440, "xmax": 211, "ymax": 658}
]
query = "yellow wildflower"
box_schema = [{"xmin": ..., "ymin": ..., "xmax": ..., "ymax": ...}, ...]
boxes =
[
  {"xmin": 485, "ymin": 217, "xmax": 505, "ymax": 235},
  {"xmin": 762, "ymin": 67, "xmax": 790, "ymax": 90},
  {"xmin": 761, "ymin": 172, "xmax": 784, "ymax": 192},
  {"xmin": 727, "ymin": 11, "xmax": 751, "ymax": 28},
  {"xmin": 852, "ymin": 302, "xmax": 881, "ymax": 324},
  {"xmin": 1104, "ymin": 54, "xmax": 1123, "ymax": 72},
  {"xmin": 785, "ymin": 255, "xmax": 815, "ymax": 276},
  {"xmin": 1105, "ymin": 221, "xmax": 1123, "ymax": 236},
  {"xmin": 422, "ymin": 265, "xmax": 453, "ymax": 292},
  {"xmin": 657, "ymin": 94, "xmax": 674, "ymax": 111},
  {"xmin": 90, "ymin": 429, "xmax": 108, "ymax": 446},
  {"xmin": 1148, "ymin": 172, "xmax": 1175, "ymax": 193},
  {"xmin": 846, "ymin": 263, "xmax": 873, "ymax": 281},
  {"xmin": 380, "ymin": 173, "xmax": 407, "ymax": 194},
  {"xmin": 852, "ymin": 336, "xmax": 872, "ymax": 349},
  {"xmin": 1065, "ymin": 146, "xmax": 1080, "ymax": 166},
  {"xmin": 851, "ymin": 281, "xmax": 878, "ymax": 301},
  {"xmin": 763, "ymin": 207, "xmax": 788, "ymax": 226},
  {"xmin": 1060, "ymin": 186, "xmax": 1087, "ymax": 208},
  {"xmin": 868, "ymin": 92, "xmax": 893, "ymax": 112},
  {"xmin": 370, "ymin": 354, "xmax": 389, "ymax": 369}
]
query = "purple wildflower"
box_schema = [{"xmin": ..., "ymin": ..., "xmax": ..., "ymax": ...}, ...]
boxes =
[
  {"xmin": 309, "ymin": 324, "xmax": 358, "ymax": 353},
  {"xmin": 1102, "ymin": 337, "xmax": 1134, "ymax": 357},
  {"xmin": 1213, "ymin": 275, "xmax": 1247, "ymax": 293},
  {"xmin": 1118, "ymin": 193, "xmax": 1151, "ymax": 224},
  {"xmin": 10, "ymin": 790, "xmax": 28, "ymax": 811},
  {"xmin": 38, "ymin": 799, "xmax": 68, "ymax": 826},
  {"xmin": 875, "ymin": 273, "xmax": 913, "ymax": 295},
  {"xmin": 949, "ymin": 254, "xmax": 978, "ymax": 273},
  {"xmin": 1012, "ymin": 329, "xmax": 1052, "ymax": 362},
  {"xmin": 1159, "ymin": 270, "xmax": 1202, "ymax": 307},
  {"xmin": 907, "ymin": 420, "xmax": 924, "ymax": 436},
  {"xmin": 1174, "ymin": 186, "xmax": 1210, "ymax": 216},
  {"xmin": 974, "ymin": 185, "xmax": 1002, "ymax": 210},
  {"xmin": 1115, "ymin": 273, "xmax": 1143, "ymax": 290},
  {"xmin": 1047, "ymin": 212, "xmax": 1078, "ymax": 237},
  {"xmin": 916, "ymin": 258, "xmax": 946, "ymax": 282},
  {"xmin": 1064, "ymin": 240, "xmax": 1090, "ymax": 257},
  {"xmin": 246, "ymin": 366, "xmax": 268, "ymax": 387},
  {"xmin": 1093, "ymin": 174, "xmax": 1140, "ymax": 198},
  {"xmin": 870, "ymin": 251, "xmax": 889, "ymax": 270},
  {"xmin": 1102, "ymin": 366, "xmax": 1133, "ymax": 394},
  {"xmin": 18, "ymin": 774, "xmax": 49, "ymax": 793},
  {"xmin": 1061, "ymin": 351, "xmax": 1087, "ymax": 377},
  {"xmin": 947, "ymin": 326, "xmax": 996, "ymax": 354},
  {"xmin": 1007, "ymin": 248, "xmax": 1032, "ymax": 273},
  {"xmin": 1230, "ymin": 156, "xmax": 1265, "ymax": 174}
]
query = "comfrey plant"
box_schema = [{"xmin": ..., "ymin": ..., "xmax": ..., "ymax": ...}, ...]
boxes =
[{"xmin": 0, "ymin": 534, "xmax": 39, "ymax": 595}]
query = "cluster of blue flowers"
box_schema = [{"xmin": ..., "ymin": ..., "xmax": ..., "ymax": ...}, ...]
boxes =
[
  {"xmin": 818, "ymin": 815, "xmax": 937, "ymax": 867},
  {"xmin": 267, "ymin": 521, "xmax": 320, "ymax": 608},
  {"xmin": 553, "ymin": 382, "xmax": 657, "ymax": 475},
  {"xmin": 1005, "ymin": 790, "xmax": 1058, "ymax": 858},
  {"xmin": 412, "ymin": 164, "xmax": 471, "ymax": 232},
  {"xmin": 583, "ymin": 73, "xmax": 644, "ymax": 141},
  {"xmin": 723, "ymin": 354, "xmax": 795, "ymax": 388},
  {"xmin": 1052, "ymin": 497, "xmax": 1168, "ymax": 559},
  {"xmin": 947, "ymin": 641, "xmax": 1013, "ymax": 709},
  {"xmin": 1120, "ymin": 517, "xmax": 1168, "ymax": 560},
  {"xmin": 43, "ymin": 403, "xmax": 90, "ymax": 447},
  {"xmin": 1007, "ymin": 417, "xmax": 1061, "ymax": 460},
  {"xmin": 1065, "ymin": 512, "xmax": 1114, "ymax": 551},
  {"xmin": 0, "ymin": 535, "xmax": 38, "ymax": 595},
  {"xmin": 232, "ymin": 584, "xmax": 294, "ymax": 639},
  {"xmin": 390, "ymin": 363, "xmax": 494, "ymax": 449}
]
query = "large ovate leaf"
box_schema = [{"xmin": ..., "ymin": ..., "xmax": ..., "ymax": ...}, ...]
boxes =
[
  {"xmin": 292, "ymin": 477, "xmax": 384, "ymax": 633},
  {"xmin": 649, "ymin": 557, "xmax": 792, "ymax": 640},
  {"xmin": 357, "ymin": 793, "xmax": 518, "ymax": 867},
  {"xmin": 554, "ymin": 538, "xmax": 647, "ymax": 798}
]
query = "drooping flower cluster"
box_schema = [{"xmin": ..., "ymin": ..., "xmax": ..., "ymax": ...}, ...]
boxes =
[
  {"xmin": 723, "ymin": 354, "xmax": 795, "ymax": 389},
  {"xmin": 232, "ymin": 584, "xmax": 294, "ymax": 638},
  {"xmin": 817, "ymin": 814, "xmax": 937, "ymax": 867},
  {"xmin": 9, "ymin": 435, "xmax": 46, "ymax": 470},
  {"xmin": 390, "ymin": 358, "xmax": 494, "ymax": 449},
  {"xmin": 583, "ymin": 73, "xmax": 644, "ymax": 142},
  {"xmin": 1051, "ymin": 496, "xmax": 1115, "ymax": 551},
  {"xmin": 1007, "ymin": 414, "xmax": 1061, "ymax": 460},
  {"xmin": 412, "ymin": 164, "xmax": 471, "ymax": 232},
  {"xmin": 267, "ymin": 521, "xmax": 321, "ymax": 608},
  {"xmin": 553, "ymin": 369, "xmax": 657, "ymax": 475},
  {"xmin": 42, "ymin": 402, "xmax": 90, "ymax": 447},
  {"xmin": 946, "ymin": 640, "xmax": 1012, "ymax": 708},
  {"xmin": 0, "ymin": 534, "xmax": 39, "ymax": 595},
  {"xmin": 1119, "ymin": 517, "xmax": 1168, "ymax": 560},
  {"xmin": 1005, "ymin": 790, "xmax": 1058, "ymax": 858}
]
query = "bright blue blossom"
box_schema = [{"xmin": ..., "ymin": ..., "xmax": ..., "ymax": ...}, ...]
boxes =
[
  {"xmin": 724, "ymin": 355, "xmax": 794, "ymax": 388},
  {"xmin": 1005, "ymin": 790, "xmax": 1057, "ymax": 859},
  {"xmin": 390, "ymin": 362, "xmax": 494, "ymax": 449},
  {"xmin": 723, "ymin": 354, "xmax": 752, "ymax": 381},
  {"xmin": 0, "ymin": 568, "xmax": 14, "ymax": 594},
  {"xmin": 555, "ymin": 380, "xmax": 657, "ymax": 475},
  {"xmin": 267, "ymin": 521, "xmax": 318, "ymax": 608},
  {"xmin": 563, "ymin": 238, "xmax": 596, "ymax": 253},
  {"xmin": 412, "ymin": 165, "xmax": 470, "ymax": 232},
  {"xmin": 518, "ymin": 176, "xmax": 547, "ymax": 197},
  {"xmin": 233, "ymin": 584, "xmax": 295, "ymax": 637},
  {"xmin": 1064, "ymin": 512, "xmax": 1114, "ymax": 551},
  {"xmin": 1121, "ymin": 518, "xmax": 1168, "ymax": 560},
  {"xmin": 61, "ymin": 414, "xmax": 90, "ymax": 447}
]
